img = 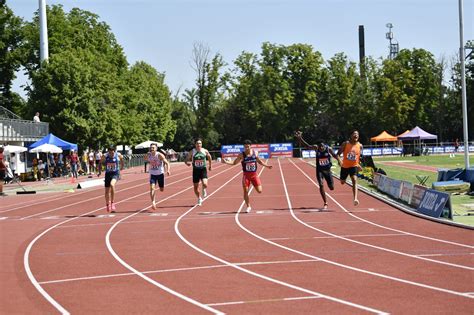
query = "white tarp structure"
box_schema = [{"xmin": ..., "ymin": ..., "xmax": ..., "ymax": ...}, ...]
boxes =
[{"xmin": 135, "ymin": 141, "xmax": 163, "ymax": 149}]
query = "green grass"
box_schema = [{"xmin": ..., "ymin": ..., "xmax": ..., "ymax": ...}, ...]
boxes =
[{"xmin": 373, "ymin": 154, "xmax": 471, "ymax": 169}]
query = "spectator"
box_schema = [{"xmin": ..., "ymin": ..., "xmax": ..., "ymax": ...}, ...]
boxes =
[
  {"xmin": 10, "ymin": 153, "xmax": 16, "ymax": 176},
  {"xmin": 33, "ymin": 112, "xmax": 41, "ymax": 123},
  {"xmin": 95, "ymin": 150, "xmax": 102, "ymax": 176}
]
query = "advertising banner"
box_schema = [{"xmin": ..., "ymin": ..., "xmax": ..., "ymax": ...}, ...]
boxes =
[
  {"xmin": 302, "ymin": 150, "xmax": 316, "ymax": 159},
  {"xmin": 270, "ymin": 143, "xmax": 293, "ymax": 158},
  {"xmin": 409, "ymin": 184, "xmax": 428, "ymax": 208},
  {"xmin": 252, "ymin": 144, "xmax": 270, "ymax": 159},
  {"xmin": 389, "ymin": 179, "xmax": 402, "ymax": 199},
  {"xmin": 221, "ymin": 144, "xmax": 244, "ymax": 158},
  {"xmin": 417, "ymin": 189, "xmax": 450, "ymax": 218},
  {"xmin": 399, "ymin": 181, "xmax": 414, "ymax": 203}
]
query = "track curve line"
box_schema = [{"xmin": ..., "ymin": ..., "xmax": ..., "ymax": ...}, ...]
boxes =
[
  {"xmin": 23, "ymin": 164, "xmax": 224, "ymax": 314},
  {"xmin": 240, "ymin": 159, "xmax": 472, "ymax": 299},
  {"xmin": 287, "ymin": 159, "xmax": 473, "ymax": 270},
  {"xmin": 175, "ymin": 166, "xmax": 388, "ymax": 314}
]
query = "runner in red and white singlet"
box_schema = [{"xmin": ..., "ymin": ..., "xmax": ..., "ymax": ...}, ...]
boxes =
[{"xmin": 222, "ymin": 140, "xmax": 272, "ymax": 213}]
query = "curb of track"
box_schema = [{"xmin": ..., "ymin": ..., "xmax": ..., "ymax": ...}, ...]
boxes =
[{"xmin": 303, "ymin": 159, "xmax": 474, "ymax": 231}]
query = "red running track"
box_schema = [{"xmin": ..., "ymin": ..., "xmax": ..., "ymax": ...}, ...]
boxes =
[{"xmin": 0, "ymin": 159, "xmax": 473, "ymax": 314}]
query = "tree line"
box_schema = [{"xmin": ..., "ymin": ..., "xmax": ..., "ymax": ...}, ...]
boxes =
[{"xmin": 1, "ymin": 3, "xmax": 472, "ymax": 151}]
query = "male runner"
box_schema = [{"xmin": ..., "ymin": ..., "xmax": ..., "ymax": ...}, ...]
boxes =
[
  {"xmin": 295, "ymin": 131, "xmax": 341, "ymax": 209},
  {"xmin": 222, "ymin": 140, "xmax": 272, "ymax": 213},
  {"xmin": 145, "ymin": 143, "xmax": 170, "ymax": 210},
  {"xmin": 101, "ymin": 146, "xmax": 124, "ymax": 212},
  {"xmin": 337, "ymin": 130, "xmax": 363, "ymax": 206},
  {"xmin": 185, "ymin": 139, "xmax": 212, "ymax": 206}
]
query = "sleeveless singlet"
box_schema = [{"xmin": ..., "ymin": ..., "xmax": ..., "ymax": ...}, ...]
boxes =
[
  {"xmin": 105, "ymin": 152, "xmax": 119, "ymax": 174},
  {"xmin": 148, "ymin": 152, "xmax": 164, "ymax": 175},
  {"xmin": 241, "ymin": 151, "xmax": 257, "ymax": 173},
  {"xmin": 192, "ymin": 149, "xmax": 207, "ymax": 169},
  {"xmin": 316, "ymin": 146, "xmax": 332, "ymax": 170},
  {"xmin": 342, "ymin": 142, "xmax": 361, "ymax": 168}
]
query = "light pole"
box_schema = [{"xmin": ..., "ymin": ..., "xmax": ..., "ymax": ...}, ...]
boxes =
[
  {"xmin": 458, "ymin": 0, "xmax": 470, "ymax": 168},
  {"xmin": 39, "ymin": 0, "xmax": 49, "ymax": 63}
]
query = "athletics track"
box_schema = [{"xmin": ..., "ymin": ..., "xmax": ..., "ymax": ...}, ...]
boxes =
[{"xmin": 0, "ymin": 158, "xmax": 473, "ymax": 314}]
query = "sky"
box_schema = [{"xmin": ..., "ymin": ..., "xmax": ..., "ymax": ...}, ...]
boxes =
[{"xmin": 8, "ymin": 0, "xmax": 474, "ymax": 97}]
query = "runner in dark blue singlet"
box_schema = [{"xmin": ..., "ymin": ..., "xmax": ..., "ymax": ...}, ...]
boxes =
[
  {"xmin": 101, "ymin": 146, "xmax": 124, "ymax": 213},
  {"xmin": 296, "ymin": 131, "xmax": 341, "ymax": 210}
]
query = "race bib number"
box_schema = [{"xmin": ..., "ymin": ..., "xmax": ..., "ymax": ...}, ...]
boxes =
[
  {"xmin": 318, "ymin": 158, "xmax": 330, "ymax": 166},
  {"xmin": 150, "ymin": 161, "xmax": 160, "ymax": 170},
  {"xmin": 245, "ymin": 162, "xmax": 257, "ymax": 172},
  {"xmin": 106, "ymin": 162, "xmax": 117, "ymax": 171},
  {"xmin": 346, "ymin": 151, "xmax": 357, "ymax": 161},
  {"xmin": 194, "ymin": 160, "xmax": 205, "ymax": 167}
]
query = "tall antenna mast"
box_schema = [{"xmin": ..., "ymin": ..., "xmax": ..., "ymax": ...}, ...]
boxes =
[{"xmin": 385, "ymin": 23, "xmax": 399, "ymax": 59}]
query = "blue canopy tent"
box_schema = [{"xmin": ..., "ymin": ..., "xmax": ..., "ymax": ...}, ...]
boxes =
[{"xmin": 29, "ymin": 133, "xmax": 78, "ymax": 151}]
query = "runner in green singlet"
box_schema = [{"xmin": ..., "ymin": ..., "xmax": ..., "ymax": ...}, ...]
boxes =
[{"xmin": 185, "ymin": 139, "xmax": 212, "ymax": 206}]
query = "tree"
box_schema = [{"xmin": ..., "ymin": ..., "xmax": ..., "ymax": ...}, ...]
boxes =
[{"xmin": 0, "ymin": 1, "xmax": 25, "ymax": 112}]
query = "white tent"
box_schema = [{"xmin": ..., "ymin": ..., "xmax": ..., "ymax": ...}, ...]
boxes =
[
  {"xmin": 3, "ymin": 145, "xmax": 28, "ymax": 153},
  {"xmin": 3, "ymin": 145, "xmax": 28, "ymax": 174},
  {"xmin": 30, "ymin": 143, "xmax": 63, "ymax": 153},
  {"xmin": 135, "ymin": 141, "xmax": 163, "ymax": 149}
]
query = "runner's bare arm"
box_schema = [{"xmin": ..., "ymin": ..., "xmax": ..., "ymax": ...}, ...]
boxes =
[
  {"xmin": 256, "ymin": 153, "xmax": 273, "ymax": 169},
  {"xmin": 329, "ymin": 147, "xmax": 342, "ymax": 166},
  {"xmin": 159, "ymin": 153, "xmax": 171, "ymax": 175},
  {"xmin": 185, "ymin": 151, "xmax": 192, "ymax": 166},
  {"xmin": 222, "ymin": 153, "xmax": 242, "ymax": 165},
  {"xmin": 295, "ymin": 131, "xmax": 318, "ymax": 150},
  {"xmin": 206, "ymin": 150, "xmax": 212, "ymax": 171},
  {"xmin": 336, "ymin": 141, "xmax": 347, "ymax": 156},
  {"xmin": 119, "ymin": 153, "xmax": 124, "ymax": 170}
]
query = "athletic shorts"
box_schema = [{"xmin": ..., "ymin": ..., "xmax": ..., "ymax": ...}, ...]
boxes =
[
  {"xmin": 150, "ymin": 174, "xmax": 164, "ymax": 188},
  {"xmin": 192, "ymin": 168, "xmax": 207, "ymax": 183},
  {"xmin": 104, "ymin": 172, "xmax": 119, "ymax": 187},
  {"xmin": 242, "ymin": 172, "xmax": 261, "ymax": 188},
  {"xmin": 316, "ymin": 168, "xmax": 334, "ymax": 189},
  {"xmin": 0, "ymin": 169, "xmax": 4, "ymax": 180},
  {"xmin": 340, "ymin": 167, "xmax": 358, "ymax": 181}
]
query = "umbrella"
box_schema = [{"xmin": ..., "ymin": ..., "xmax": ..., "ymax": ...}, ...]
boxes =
[
  {"xmin": 135, "ymin": 140, "xmax": 163, "ymax": 149},
  {"xmin": 3, "ymin": 145, "xmax": 28, "ymax": 153},
  {"xmin": 29, "ymin": 144, "xmax": 63, "ymax": 179},
  {"xmin": 30, "ymin": 143, "xmax": 63, "ymax": 153}
]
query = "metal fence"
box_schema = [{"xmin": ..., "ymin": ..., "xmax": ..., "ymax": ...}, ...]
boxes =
[{"xmin": 0, "ymin": 119, "xmax": 49, "ymax": 142}]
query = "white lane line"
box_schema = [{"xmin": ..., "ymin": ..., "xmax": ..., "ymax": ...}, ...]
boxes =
[
  {"xmin": 416, "ymin": 253, "xmax": 474, "ymax": 257},
  {"xmin": 22, "ymin": 166, "xmax": 225, "ymax": 315},
  {"xmin": 207, "ymin": 295, "xmax": 322, "ymax": 306},
  {"xmin": 288, "ymin": 159, "xmax": 474, "ymax": 271},
  {"xmin": 18, "ymin": 166, "xmax": 197, "ymax": 220},
  {"xmin": 272, "ymin": 159, "xmax": 473, "ymax": 298},
  {"xmin": 39, "ymin": 259, "xmax": 317, "ymax": 285},
  {"xmin": 268, "ymin": 233, "xmax": 406, "ymax": 241},
  {"xmin": 106, "ymin": 166, "xmax": 239, "ymax": 315},
  {"xmin": 298, "ymin": 159, "xmax": 474, "ymax": 249},
  {"xmin": 175, "ymin": 166, "xmax": 387, "ymax": 314},
  {"xmin": 1, "ymin": 164, "xmax": 191, "ymax": 214}
]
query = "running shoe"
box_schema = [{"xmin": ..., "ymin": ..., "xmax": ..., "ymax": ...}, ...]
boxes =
[
  {"xmin": 323, "ymin": 203, "xmax": 328, "ymax": 210},
  {"xmin": 353, "ymin": 199, "xmax": 359, "ymax": 206},
  {"xmin": 202, "ymin": 188, "xmax": 207, "ymax": 198},
  {"xmin": 245, "ymin": 206, "xmax": 252, "ymax": 213},
  {"xmin": 152, "ymin": 201, "xmax": 157, "ymax": 210},
  {"xmin": 106, "ymin": 203, "xmax": 111, "ymax": 213},
  {"xmin": 197, "ymin": 198, "xmax": 203, "ymax": 206},
  {"xmin": 111, "ymin": 202, "xmax": 116, "ymax": 212}
]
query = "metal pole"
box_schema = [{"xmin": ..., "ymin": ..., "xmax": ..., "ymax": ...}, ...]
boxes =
[
  {"xmin": 39, "ymin": 0, "xmax": 49, "ymax": 63},
  {"xmin": 458, "ymin": 0, "xmax": 470, "ymax": 168}
]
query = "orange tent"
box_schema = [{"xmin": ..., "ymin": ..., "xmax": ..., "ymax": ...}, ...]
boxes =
[{"xmin": 370, "ymin": 131, "xmax": 397, "ymax": 142}]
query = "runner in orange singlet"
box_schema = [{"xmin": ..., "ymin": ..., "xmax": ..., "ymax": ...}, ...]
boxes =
[{"xmin": 337, "ymin": 130, "xmax": 363, "ymax": 206}]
